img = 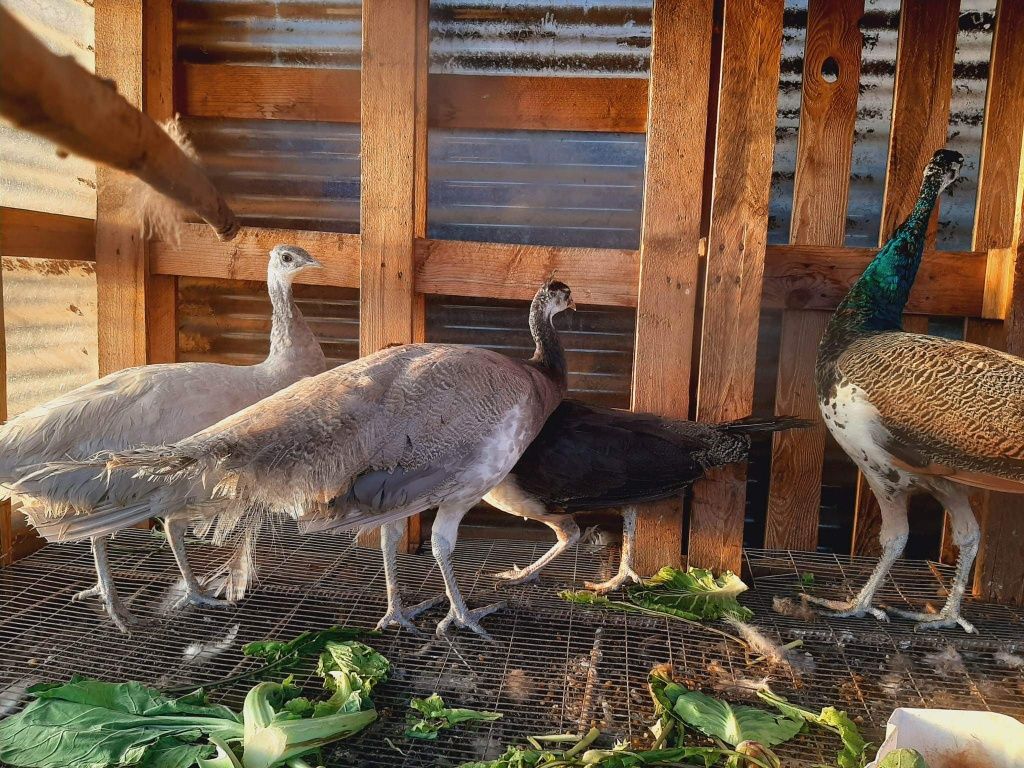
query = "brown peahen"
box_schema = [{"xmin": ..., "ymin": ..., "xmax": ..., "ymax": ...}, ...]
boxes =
[{"xmin": 810, "ymin": 148, "xmax": 1024, "ymax": 633}]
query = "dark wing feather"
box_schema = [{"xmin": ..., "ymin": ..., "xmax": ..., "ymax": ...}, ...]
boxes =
[{"xmin": 509, "ymin": 401, "xmax": 745, "ymax": 511}]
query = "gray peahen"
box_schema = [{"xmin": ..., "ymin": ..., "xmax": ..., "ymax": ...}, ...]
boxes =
[{"xmin": 810, "ymin": 147, "xmax": 1024, "ymax": 633}]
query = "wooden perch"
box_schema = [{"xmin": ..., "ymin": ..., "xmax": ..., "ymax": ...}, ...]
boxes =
[{"xmin": 0, "ymin": 5, "xmax": 238, "ymax": 240}]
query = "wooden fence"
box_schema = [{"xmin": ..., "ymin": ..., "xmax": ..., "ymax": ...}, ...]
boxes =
[{"xmin": 1, "ymin": 0, "xmax": 1023, "ymax": 603}]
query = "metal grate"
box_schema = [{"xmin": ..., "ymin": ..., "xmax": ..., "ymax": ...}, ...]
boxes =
[{"xmin": 2, "ymin": 530, "xmax": 1023, "ymax": 766}]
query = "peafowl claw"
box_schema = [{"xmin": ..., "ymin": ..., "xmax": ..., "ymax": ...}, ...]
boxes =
[
  {"xmin": 887, "ymin": 606, "xmax": 977, "ymax": 634},
  {"xmin": 801, "ymin": 593, "xmax": 890, "ymax": 622},
  {"xmin": 177, "ymin": 586, "xmax": 231, "ymax": 609},
  {"xmin": 585, "ymin": 567, "xmax": 642, "ymax": 595},
  {"xmin": 435, "ymin": 601, "xmax": 506, "ymax": 641},
  {"xmin": 375, "ymin": 594, "xmax": 445, "ymax": 634},
  {"xmin": 492, "ymin": 564, "xmax": 541, "ymax": 585},
  {"xmin": 73, "ymin": 582, "xmax": 134, "ymax": 635}
]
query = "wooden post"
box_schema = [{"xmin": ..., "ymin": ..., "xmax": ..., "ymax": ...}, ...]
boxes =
[
  {"xmin": 356, "ymin": 0, "xmax": 429, "ymax": 553},
  {"xmin": 144, "ymin": 0, "xmax": 177, "ymax": 365},
  {"xmin": 0, "ymin": 262, "xmax": 8, "ymax": 568},
  {"xmin": 765, "ymin": 0, "xmax": 863, "ymax": 551},
  {"xmin": 968, "ymin": 0, "xmax": 1024, "ymax": 604},
  {"xmin": 849, "ymin": 0, "xmax": 958, "ymax": 555},
  {"xmin": 689, "ymin": 0, "xmax": 784, "ymax": 573},
  {"xmin": 629, "ymin": 0, "xmax": 714, "ymax": 576}
]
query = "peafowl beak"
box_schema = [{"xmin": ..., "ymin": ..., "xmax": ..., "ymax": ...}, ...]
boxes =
[
  {"xmin": 567, "ymin": 297, "xmax": 577, "ymax": 311},
  {"xmin": 306, "ymin": 256, "xmax": 324, "ymax": 269}
]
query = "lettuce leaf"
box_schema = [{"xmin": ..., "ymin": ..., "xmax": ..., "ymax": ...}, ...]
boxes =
[
  {"xmin": 757, "ymin": 689, "xmax": 869, "ymax": 768},
  {"xmin": 405, "ymin": 693, "xmax": 502, "ymax": 740}
]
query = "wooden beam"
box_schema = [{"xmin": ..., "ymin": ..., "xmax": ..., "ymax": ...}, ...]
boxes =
[
  {"xmin": 766, "ymin": 0, "xmax": 863, "ymax": 551},
  {"xmin": 0, "ymin": 208, "xmax": 95, "ymax": 262},
  {"xmin": 850, "ymin": 0, "xmax": 958, "ymax": 556},
  {"xmin": 0, "ymin": 259, "xmax": 8, "ymax": 568},
  {"xmin": 966, "ymin": 0, "xmax": 1024, "ymax": 604},
  {"xmin": 95, "ymin": 0, "xmax": 147, "ymax": 375},
  {"xmin": 628, "ymin": 0, "xmax": 713, "ymax": 575},
  {"xmin": 416, "ymin": 239, "xmax": 639, "ymax": 307},
  {"xmin": 690, "ymin": 0, "xmax": 784, "ymax": 573},
  {"xmin": 150, "ymin": 224, "xmax": 360, "ymax": 286},
  {"xmin": 181, "ymin": 63, "xmax": 648, "ymax": 133},
  {"xmin": 143, "ymin": 0, "xmax": 177, "ymax": 365},
  {"xmin": 355, "ymin": 0, "xmax": 426, "ymax": 553}
]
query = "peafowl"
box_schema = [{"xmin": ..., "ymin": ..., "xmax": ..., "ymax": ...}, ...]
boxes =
[
  {"xmin": 481, "ymin": 403, "xmax": 809, "ymax": 590},
  {"xmin": 84, "ymin": 281, "xmax": 575, "ymax": 638},
  {"xmin": 809, "ymin": 147, "xmax": 1024, "ymax": 633},
  {"xmin": 3, "ymin": 246, "xmax": 325, "ymax": 631}
]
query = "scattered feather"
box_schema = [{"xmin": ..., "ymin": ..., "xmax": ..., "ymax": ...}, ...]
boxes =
[
  {"xmin": 182, "ymin": 623, "xmax": 240, "ymax": 666},
  {"xmin": 995, "ymin": 650, "xmax": 1024, "ymax": 669},
  {"xmin": 923, "ymin": 645, "xmax": 966, "ymax": 677},
  {"xmin": 772, "ymin": 596, "xmax": 818, "ymax": 622},
  {"xmin": 724, "ymin": 617, "xmax": 809, "ymax": 674},
  {"xmin": 0, "ymin": 678, "xmax": 40, "ymax": 717}
]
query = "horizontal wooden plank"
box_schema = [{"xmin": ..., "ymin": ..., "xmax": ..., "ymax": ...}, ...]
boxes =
[
  {"xmin": 0, "ymin": 207, "xmax": 95, "ymax": 262},
  {"xmin": 415, "ymin": 238, "xmax": 640, "ymax": 307},
  {"xmin": 181, "ymin": 64, "xmax": 647, "ymax": 133},
  {"xmin": 150, "ymin": 223, "xmax": 360, "ymax": 287},
  {"xmin": 181, "ymin": 64, "xmax": 361, "ymax": 122},
  {"xmin": 762, "ymin": 244, "xmax": 988, "ymax": 317}
]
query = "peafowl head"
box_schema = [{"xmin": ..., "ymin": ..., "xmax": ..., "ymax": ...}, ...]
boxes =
[
  {"xmin": 535, "ymin": 279, "xmax": 576, "ymax": 322},
  {"xmin": 923, "ymin": 149, "xmax": 964, "ymax": 196},
  {"xmin": 269, "ymin": 244, "xmax": 324, "ymax": 281}
]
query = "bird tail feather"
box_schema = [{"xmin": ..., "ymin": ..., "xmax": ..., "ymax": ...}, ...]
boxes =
[
  {"xmin": 27, "ymin": 499, "xmax": 153, "ymax": 543},
  {"xmin": 717, "ymin": 415, "xmax": 813, "ymax": 436}
]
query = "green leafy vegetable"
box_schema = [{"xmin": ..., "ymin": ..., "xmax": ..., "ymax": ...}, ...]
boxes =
[
  {"xmin": 561, "ymin": 567, "xmax": 753, "ymax": 623},
  {"xmin": 0, "ymin": 677, "xmax": 243, "ymax": 768},
  {"xmin": 405, "ymin": 693, "xmax": 502, "ymax": 740},
  {"xmin": 876, "ymin": 749, "xmax": 928, "ymax": 768},
  {"xmin": 315, "ymin": 640, "xmax": 390, "ymax": 717},
  {"xmin": 660, "ymin": 688, "xmax": 802, "ymax": 748},
  {"xmin": 757, "ymin": 689, "xmax": 869, "ymax": 768}
]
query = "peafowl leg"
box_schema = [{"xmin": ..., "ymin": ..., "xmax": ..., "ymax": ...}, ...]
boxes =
[
  {"xmin": 166, "ymin": 515, "xmax": 229, "ymax": 608},
  {"xmin": 432, "ymin": 502, "xmax": 506, "ymax": 640},
  {"xmin": 493, "ymin": 514, "xmax": 580, "ymax": 585},
  {"xmin": 586, "ymin": 506, "xmax": 642, "ymax": 593},
  {"xmin": 73, "ymin": 536, "xmax": 133, "ymax": 634},
  {"xmin": 889, "ymin": 484, "xmax": 978, "ymax": 633},
  {"xmin": 803, "ymin": 488, "xmax": 908, "ymax": 622},
  {"xmin": 375, "ymin": 520, "xmax": 444, "ymax": 633}
]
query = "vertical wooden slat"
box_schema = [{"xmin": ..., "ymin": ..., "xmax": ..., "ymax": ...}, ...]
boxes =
[
  {"xmin": 689, "ymin": 0, "xmax": 784, "ymax": 573},
  {"xmin": 765, "ymin": 0, "xmax": 863, "ymax": 551},
  {"xmin": 0, "ymin": 265, "xmax": 8, "ymax": 568},
  {"xmin": 95, "ymin": 0, "xmax": 147, "ymax": 375},
  {"xmin": 965, "ymin": 0, "xmax": 1024, "ymax": 604},
  {"xmin": 144, "ymin": 0, "xmax": 177, "ymax": 365},
  {"xmin": 849, "ymin": 0, "xmax": 958, "ymax": 555},
  {"xmin": 356, "ymin": 0, "xmax": 428, "ymax": 553},
  {"xmin": 629, "ymin": 0, "xmax": 713, "ymax": 576}
]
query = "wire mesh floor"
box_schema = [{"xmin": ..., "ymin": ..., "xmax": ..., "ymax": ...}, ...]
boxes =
[{"xmin": 2, "ymin": 527, "xmax": 1023, "ymax": 766}]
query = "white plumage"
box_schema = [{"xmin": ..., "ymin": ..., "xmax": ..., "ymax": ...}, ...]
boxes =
[{"xmin": 1, "ymin": 245, "xmax": 326, "ymax": 631}]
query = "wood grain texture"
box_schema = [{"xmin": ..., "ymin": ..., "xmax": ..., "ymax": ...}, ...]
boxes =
[
  {"xmin": 0, "ymin": 262, "xmax": 7, "ymax": 567},
  {"xmin": 151, "ymin": 224, "xmax": 360, "ymax": 286},
  {"xmin": 689, "ymin": 0, "xmax": 784, "ymax": 573},
  {"xmin": 182, "ymin": 64, "xmax": 361, "ymax": 123},
  {"xmin": 416, "ymin": 239, "xmax": 639, "ymax": 307},
  {"xmin": 95, "ymin": 0, "xmax": 147, "ymax": 375},
  {"xmin": 969, "ymin": 0, "xmax": 1024, "ymax": 603},
  {"xmin": 356, "ymin": 0, "xmax": 425, "ymax": 553},
  {"xmin": 144, "ymin": 0, "xmax": 177, "ymax": 365},
  {"xmin": 879, "ymin": 0, "xmax": 959, "ymax": 241},
  {"xmin": 766, "ymin": 310, "xmax": 830, "ymax": 550},
  {"xmin": 762, "ymin": 245, "xmax": 987, "ymax": 317},
  {"xmin": 0, "ymin": 208, "xmax": 95, "ymax": 262},
  {"xmin": 629, "ymin": 0, "xmax": 714, "ymax": 575},
  {"xmin": 766, "ymin": 0, "xmax": 863, "ymax": 550},
  {"xmin": 181, "ymin": 63, "xmax": 647, "ymax": 133}
]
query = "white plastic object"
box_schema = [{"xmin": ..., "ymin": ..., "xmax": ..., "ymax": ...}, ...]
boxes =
[{"xmin": 866, "ymin": 708, "xmax": 1024, "ymax": 768}]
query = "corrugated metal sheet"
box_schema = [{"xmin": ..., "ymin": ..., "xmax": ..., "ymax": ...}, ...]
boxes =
[
  {"xmin": 0, "ymin": 0, "xmax": 96, "ymax": 218},
  {"xmin": 2, "ymin": 258, "xmax": 98, "ymax": 418},
  {"xmin": 178, "ymin": 277, "xmax": 360, "ymax": 368}
]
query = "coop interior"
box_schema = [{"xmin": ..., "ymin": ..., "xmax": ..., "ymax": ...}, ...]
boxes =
[{"xmin": 1, "ymin": 1, "xmax": 1024, "ymax": 767}]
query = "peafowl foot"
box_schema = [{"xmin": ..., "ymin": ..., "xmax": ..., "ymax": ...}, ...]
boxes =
[
  {"xmin": 887, "ymin": 606, "xmax": 977, "ymax": 634},
  {"xmin": 179, "ymin": 586, "xmax": 231, "ymax": 609},
  {"xmin": 585, "ymin": 567, "xmax": 642, "ymax": 595},
  {"xmin": 375, "ymin": 594, "xmax": 445, "ymax": 634},
  {"xmin": 73, "ymin": 582, "xmax": 134, "ymax": 635},
  {"xmin": 435, "ymin": 601, "xmax": 506, "ymax": 641},
  {"xmin": 492, "ymin": 564, "xmax": 541, "ymax": 585},
  {"xmin": 801, "ymin": 593, "xmax": 889, "ymax": 622}
]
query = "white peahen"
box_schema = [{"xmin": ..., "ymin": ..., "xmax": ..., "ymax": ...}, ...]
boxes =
[{"xmin": 2, "ymin": 245, "xmax": 325, "ymax": 631}]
